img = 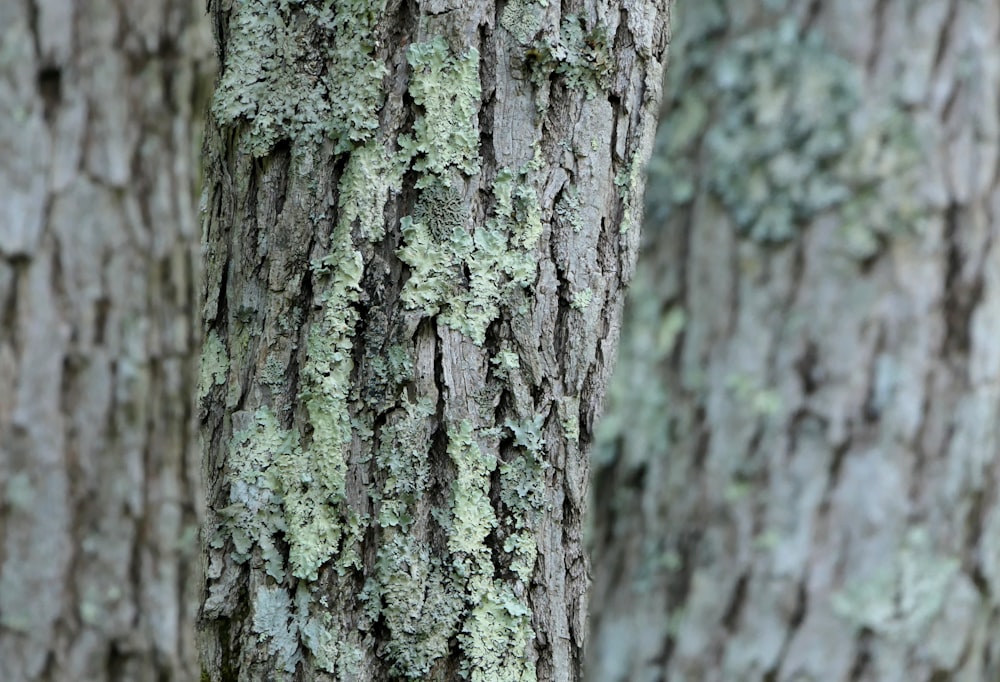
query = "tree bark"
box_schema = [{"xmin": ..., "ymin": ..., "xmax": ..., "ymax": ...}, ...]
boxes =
[
  {"xmin": 197, "ymin": 1, "xmax": 669, "ymax": 680},
  {"xmin": 0, "ymin": 1, "xmax": 212, "ymax": 681},
  {"xmin": 589, "ymin": 1, "xmax": 1000, "ymax": 681}
]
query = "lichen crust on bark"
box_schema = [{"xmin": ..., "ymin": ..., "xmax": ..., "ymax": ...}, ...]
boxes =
[{"xmin": 199, "ymin": 0, "xmax": 671, "ymax": 679}]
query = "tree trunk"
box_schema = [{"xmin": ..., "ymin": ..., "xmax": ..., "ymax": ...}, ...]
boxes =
[
  {"xmin": 0, "ymin": 1, "xmax": 212, "ymax": 681},
  {"xmin": 589, "ymin": 1, "xmax": 1000, "ymax": 681},
  {"xmin": 197, "ymin": 1, "xmax": 670, "ymax": 680}
]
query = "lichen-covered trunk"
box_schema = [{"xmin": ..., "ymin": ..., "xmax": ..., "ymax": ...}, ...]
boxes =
[
  {"xmin": 0, "ymin": 1, "xmax": 212, "ymax": 681},
  {"xmin": 589, "ymin": 1, "xmax": 1000, "ymax": 681},
  {"xmin": 196, "ymin": 1, "xmax": 669, "ymax": 680}
]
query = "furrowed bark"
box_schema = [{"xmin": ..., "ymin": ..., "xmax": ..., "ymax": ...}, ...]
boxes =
[{"xmin": 197, "ymin": 1, "xmax": 669, "ymax": 680}]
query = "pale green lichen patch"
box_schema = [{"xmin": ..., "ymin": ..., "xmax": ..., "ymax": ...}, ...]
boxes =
[
  {"xmin": 501, "ymin": 0, "xmax": 546, "ymax": 45},
  {"xmin": 615, "ymin": 153, "xmax": 646, "ymax": 234},
  {"xmin": 448, "ymin": 420, "xmax": 498, "ymax": 565},
  {"xmin": 447, "ymin": 419, "xmax": 538, "ymax": 682},
  {"xmin": 225, "ymin": 406, "xmax": 293, "ymax": 581},
  {"xmin": 555, "ymin": 184, "xmax": 584, "ymax": 233},
  {"xmin": 570, "ymin": 287, "xmax": 593, "ymax": 311},
  {"xmin": 211, "ymin": 0, "xmax": 388, "ymax": 155},
  {"xmin": 446, "ymin": 167, "xmax": 543, "ymax": 342},
  {"xmin": 362, "ymin": 343, "xmax": 414, "ymax": 409},
  {"xmin": 296, "ymin": 589, "xmax": 343, "ymax": 674},
  {"xmin": 491, "ymin": 349, "xmax": 522, "ymax": 379},
  {"xmin": 399, "ymin": 165, "xmax": 543, "ymax": 345},
  {"xmin": 528, "ymin": 16, "xmax": 613, "ymax": 100},
  {"xmin": 413, "ymin": 183, "xmax": 469, "ymax": 241},
  {"xmin": 248, "ymin": 581, "xmax": 364, "ymax": 676},
  {"xmin": 831, "ymin": 528, "xmax": 959, "ymax": 640},
  {"xmin": 649, "ymin": 14, "xmax": 926, "ymax": 250},
  {"xmin": 357, "ymin": 399, "xmax": 474, "ymax": 677},
  {"xmin": 375, "ymin": 398, "xmax": 436, "ymax": 529},
  {"xmin": 374, "ymin": 532, "xmax": 463, "ymax": 677},
  {"xmin": 460, "ymin": 582, "xmax": 538, "ymax": 682},
  {"xmin": 557, "ymin": 396, "xmax": 580, "ymax": 444},
  {"xmin": 261, "ymin": 354, "xmax": 285, "ymax": 388},
  {"xmin": 397, "ymin": 214, "xmax": 474, "ymax": 313},
  {"xmin": 499, "ymin": 416, "xmax": 547, "ymax": 583},
  {"xmin": 198, "ymin": 330, "xmax": 229, "ymax": 399},
  {"xmin": 338, "ymin": 138, "xmax": 408, "ymax": 241},
  {"xmin": 401, "ymin": 38, "xmax": 481, "ymax": 182},
  {"xmin": 251, "ymin": 584, "xmax": 300, "ymax": 673},
  {"xmin": 223, "ymin": 220, "xmax": 366, "ymax": 582}
]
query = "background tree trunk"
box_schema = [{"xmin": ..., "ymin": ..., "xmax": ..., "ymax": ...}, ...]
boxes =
[
  {"xmin": 589, "ymin": 1, "xmax": 1000, "ymax": 681},
  {"xmin": 197, "ymin": 1, "xmax": 669, "ymax": 680},
  {"xmin": 0, "ymin": 2, "xmax": 212, "ymax": 680}
]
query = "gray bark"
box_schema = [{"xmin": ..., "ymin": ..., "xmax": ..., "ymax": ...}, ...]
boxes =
[
  {"xmin": 0, "ymin": 1, "xmax": 212, "ymax": 681},
  {"xmin": 589, "ymin": 1, "xmax": 1000, "ymax": 681},
  {"xmin": 197, "ymin": 1, "xmax": 669, "ymax": 680}
]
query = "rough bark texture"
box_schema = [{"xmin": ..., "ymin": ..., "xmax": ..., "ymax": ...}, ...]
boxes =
[
  {"xmin": 197, "ymin": 1, "xmax": 669, "ymax": 680},
  {"xmin": 589, "ymin": 1, "xmax": 1000, "ymax": 681},
  {"xmin": 0, "ymin": 2, "xmax": 213, "ymax": 680}
]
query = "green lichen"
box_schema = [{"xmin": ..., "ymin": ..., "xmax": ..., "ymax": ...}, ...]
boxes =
[
  {"xmin": 223, "ymin": 217, "xmax": 366, "ymax": 582},
  {"xmin": 374, "ymin": 533, "xmax": 463, "ymax": 677},
  {"xmin": 297, "ymin": 595, "xmax": 343, "ymax": 673},
  {"xmin": 501, "ymin": 0, "xmax": 546, "ymax": 45},
  {"xmin": 491, "ymin": 349, "xmax": 522, "ymax": 380},
  {"xmin": 397, "ymin": 213, "xmax": 474, "ymax": 314},
  {"xmin": 224, "ymin": 406, "xmax": 292, "ymax": 581},
  {"xmin": 557, "ymin": 396, "xmax": 580, "ymax": 444},
  {"xmin": 395, "ymin": 39, "xmax": 542, "ymax": 345},
  {"xmin": 831, "ymin": 527, "xmax": 960, "ymax": 640},
  {"xmin": 375, "ymin": 398, "xmax": 435, "ymax": 529},
  {"xmin": 555, "ymin": 184, "xmax": 584, "ymax": 233},
  {"xmin": 399, "ymin": 165, "xmax": 543, "ymax": 345},
  {"xmin": 198, "ymin": 330, "xmax": 229, "ymax": 399},
  {"xmin": 251, "ymin": 584, "xmax": 299, "ymax": 673},
  {"xmin": 281, "ymin": 234, "xmax": 365, "ymax": 579},
  {"xmin": 499, "ymin": 416, "xmax": 547, "ymax": 583},
  {"xmin": 401, "ymin": 38, "xmax": 481, "ymax": 182},
  {"xmin": 338, "ymin": 138, "xmax": 408, "ymax": 241},
  {"xmin": 570, "ymin": 288, "xmax": 593, "ymax": 311},
  {"xmin": 528, "ymin": 16, "xmax": 613, "ymax": 100},
  {"xmin": 362, "ymin": 342, "xmax": 414, "ymax": 409},
  {"xmin": 211, "ymin": 0, "xmax": 388, "ymax": 156},
  {"xmin": 615, "ymin": 153, "xmax": 646, "ymax": 233},
  {"xmin": 245, "ymin": 582, "xmax": 362, "ymax": 677},
  {"xmin": 448, "ymin": 420, "xmax": 538, "ymax": 682},
  {"xmin": 361, "ymin": 399, "xmax": 473, "ymax": 677},
  {"xmin": 260, "ymin": 355, "xmax": 285, "ymax": 388},
  {"xmin": 413, "ymin": 183, "xmax": 469, "ymax": 241},
  {"xmin": 649, "ymin": 11, "xmax": 926, "ymax": 251},
  {"xmin": 460, "ymin": 582, "xmax": 537, "ymax": 682},
  {"xmin": 448, "ymin": 420, "xmax": 498, "ymax": 567}
]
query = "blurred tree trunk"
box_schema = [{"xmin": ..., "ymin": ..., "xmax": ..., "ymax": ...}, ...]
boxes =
[
  {"xmin": 589, "ymin": 1, "xmax": 1000, "ymax": 681},
  {"xmin": 0, "ymin": 1, "xmax": 212, "ymax": 680},
  {"xmin": 196, "ymin": 1, "xmax": 669, "ymax": 680}
]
